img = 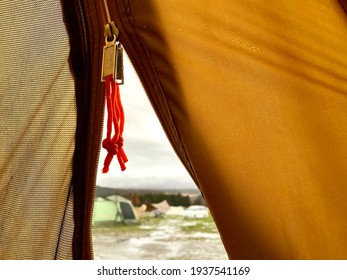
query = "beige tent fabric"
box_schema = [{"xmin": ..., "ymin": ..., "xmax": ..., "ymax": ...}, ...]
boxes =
[
  {"xmin": 151, "ymin": 200, "xmax": 170, "ymax": 214},
  {"xmin": 0, "ymin": 1, "xmax": 76, "ymax": 259},
  {"xmin": 113, "ymin": 0, "xmax": 347, "ymax": 259}
]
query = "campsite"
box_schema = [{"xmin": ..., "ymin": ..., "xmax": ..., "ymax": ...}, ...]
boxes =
[
  {"xmin": 93, "ymin": 214, "xmax": 228, "ymax": 260},
  {"xmin": 93, "ymin": 186, "xmax": 204, "ymax": 224},
  {"xmin": 4, "ymin": 1, "xmax": 347, "ymax": 261},
  {"xmin": 92, "ymin": 186, "xmax": 228, "ymax": 259}
]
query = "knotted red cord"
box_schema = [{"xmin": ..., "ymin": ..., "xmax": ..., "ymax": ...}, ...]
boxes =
[{"xmin": 102, "ymin": 75, "xmax": 128, "ymax": 173}]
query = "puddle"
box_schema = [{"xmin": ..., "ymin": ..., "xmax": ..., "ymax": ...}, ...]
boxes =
[{"xmin": 93, "ymin": 216, "xmax": 228, "ymax": 260}]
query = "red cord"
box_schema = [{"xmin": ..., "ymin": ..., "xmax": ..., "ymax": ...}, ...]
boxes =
[{"xmin": 102, "ymin": 75, "xmax": 128, "ymax": 173}]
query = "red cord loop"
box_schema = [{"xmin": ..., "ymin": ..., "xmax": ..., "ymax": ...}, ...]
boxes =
[{"xmin": 102, "ymin": 75, "xmax": 128, "ymax": 173}]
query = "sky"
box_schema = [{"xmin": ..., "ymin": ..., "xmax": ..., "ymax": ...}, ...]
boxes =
[{"xmin": 96, "ymin": 53, "xmax": 197, "ymax": 191}]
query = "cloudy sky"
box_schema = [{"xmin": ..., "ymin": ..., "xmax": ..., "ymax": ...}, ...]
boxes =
[{"xmin": 96, "ymin": 53, "xmax": 196, "ymax": 191}]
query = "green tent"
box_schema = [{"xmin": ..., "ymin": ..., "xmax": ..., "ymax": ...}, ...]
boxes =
[{"xmin": 92, "ymin": 195, "xmax": 138, "ymax": 226}]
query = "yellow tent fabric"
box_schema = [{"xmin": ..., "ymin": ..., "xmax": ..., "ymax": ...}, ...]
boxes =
[
  {"xmin": 116, "ymin": 0, "xmax": 347, "ymax": 259},
  {"xmin": 1, "ymin": 0, "xmax": 347, "ymax": 259}
]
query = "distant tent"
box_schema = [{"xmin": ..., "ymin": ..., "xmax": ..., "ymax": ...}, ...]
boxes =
[
  {"xmin": 151, "ymin": 200, "xmax": 170, "ymax": 214},
  {"xmin": 166, "ymin": 206, "xmax": 185, "ymax": 216},
  {"xmin": 92, "ymin": 195, "xmax": 138, "ymax": 226},
  {"xmin": 145, "ymin": 200, "xmax": 171, "ymax": 214},
  {"xmin": 135, "ymin": 204, "xmax": 147, "ymax": 218}
]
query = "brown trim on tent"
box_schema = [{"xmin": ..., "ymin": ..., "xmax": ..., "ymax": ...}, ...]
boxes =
[
  {"xmin": 108, "ymin": 0, "xmax": 201, "ymax": 188},
  {"xmin": 61, "ymin": 0, "xmax": 106, "ymax": 259},
  {"xmin": 338, "ymin": 0, "xmax": 347, "ymax": 15}
]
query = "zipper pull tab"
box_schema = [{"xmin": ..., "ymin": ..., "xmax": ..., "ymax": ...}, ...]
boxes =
[
  {"xmin": 101, "ymin": 21, "xmax": 128, "ymax": 172},
  {"xmin": 101, "ymin": 34, "xmax": 117, "ymax": 82},
  {"xmin": 101, "ymin": 21, "xmax": 123, "ymax": 84}
]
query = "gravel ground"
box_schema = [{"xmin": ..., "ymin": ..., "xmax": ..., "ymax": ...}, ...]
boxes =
[{"xmin": 93, "ymin": 215, "xmax": 228, "ymax": 260}]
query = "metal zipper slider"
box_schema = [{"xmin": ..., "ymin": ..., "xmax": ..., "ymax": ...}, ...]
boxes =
[
  {"xmin": 101, "ymin": 22, "xmax": 124, "ymax": 84},
  {"xmin": 101, "ymin": 34, "xmax": 117, "ymax": 82}
]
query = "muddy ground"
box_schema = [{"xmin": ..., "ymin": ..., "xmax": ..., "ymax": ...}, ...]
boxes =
[{"xmin": 93, "ymin": 215, "xmax": 228, "ymax": 260}]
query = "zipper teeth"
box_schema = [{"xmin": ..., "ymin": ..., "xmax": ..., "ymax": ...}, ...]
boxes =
[
  {"xmin": 125, "ymin": 51, "xmax": 187, "ymax": 165},
  {"xmin": 90, "ymin": 107, "xmax": 105, "ymax": 260},
  {"xmin": 88, "ymin": 0, "xmax": 110, "ymax": 258},
  {"xmin": 77, "ymin": 0, "xmax": 103, "ymax": 260},
  {"xmin": 123, "ymin": 44, "xmax": 200, "ymax": 186},
  {"xmin": 89, "ymin": 0, "xmax": 110, "ymax": 259},
  {"xmin": 126, "ymin": 50, "xmax": 200, "ymax": 188},
  {"xmin": 77, "ymin": 0, "xmax": 88, "ymax": 55},
  {"xmin": 102, "ymin": 0, "xmax": 112, "ymax": 23}
]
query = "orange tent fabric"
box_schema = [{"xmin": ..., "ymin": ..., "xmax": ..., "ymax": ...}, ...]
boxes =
[{"xmin": 113, "ymin": 0, "xmax": 347, "ymax": 259}]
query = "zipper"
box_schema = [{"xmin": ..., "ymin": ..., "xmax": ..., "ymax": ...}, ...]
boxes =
[
  {"xmin": 76, "ymin": 0, "xmax": 101, "ymax": 260},
  {"xmin": 63, "ymin": 0, "xmax": 98, "ymax": 260},
  {"xmin": 102, "ymin": 0, "xmax": 112, "ymax": 23},
  {"xmin": 66, "ymin": 0, "xmax": 125, "ymax": 260},
  {"xmin": 111, "ymin": 0, "xmax": 200, "ymax": 187},
  {"xmin": 99, "ymin": 0, "xmax": 128, "ymax": 173},
  {"xmin": 101, "ymin": 0, "xmax": 124, "ymax": 85},
  {"xmin": 80, "ymin": 0, "xmax": 119, "ymax": 259},
  {"xmin": 125, "ymin": 54, "xmax": 201, "ymax": 187}
]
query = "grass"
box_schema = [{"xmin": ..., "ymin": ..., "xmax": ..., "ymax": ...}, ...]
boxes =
[
  {"xmin": 93, "ymin": 214, "xmax": 218, "ymax": 235},
  {"xmin": 92, "ymin": 220, "xmax": 142, "ymax": 234},
  {"xmin": 93, "ymin": 213, "xmax": 228, "ymax": 260},
  {"xmin": 180, "ymin": 216, "xmax": 218, "ymax": 233},
  {"xmin": 139, "ymin": 215, "xmax": 167, "ymax": 225}
]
